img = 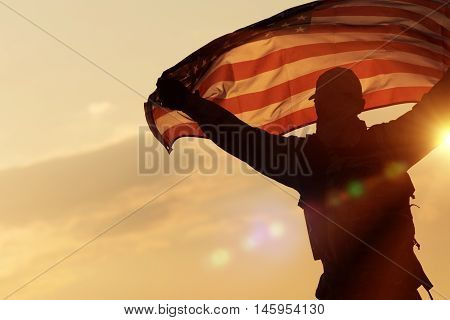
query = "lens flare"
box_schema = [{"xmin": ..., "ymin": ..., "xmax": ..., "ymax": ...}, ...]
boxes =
[
  {"xmin": 269, "ymin": 222, "xmax": 285, "ymax": 238},
  {"xmin": 243, "ymin": 237, "xmax": 257, "ymax": 250},
  {"xmin": 210, "ymin": 248, "xmax": 230, "ymax": 267},
  {"xmin": 347, "ymin": 180, "xmax": 364, "ymax": 198},
  {"xmin": 242, "ymin": 220, "xmax": 286, "ymax": 251},
  {"xmin": 242, "ymin": 222, "xmax": 266, "ymax": 250},
  {"xmin": 384, "ymin": 161, "xmax": 407, "ymax": 179}
]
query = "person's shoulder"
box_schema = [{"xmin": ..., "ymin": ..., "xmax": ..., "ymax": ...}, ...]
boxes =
[
  {"xmin": 283, "ymin": 133, "xmax": 310, "ymax": 144},
  {"xmin": 364, "ymin": 123, "xmax": 386, "ymax": 143},
  {"xmin": 363, "ymin": 123, "xmax": 398, "ymax": 155},
  {"xmin": 288, "ymin": 133, "xmax": 317, "ymax": 147},
  {"xmin": 295, "ymin": 133, "xmax": 322, "ymax": 157},
  {"xmin": 366, "ymin": 122, "xmax": 391, "ymax": 136}
]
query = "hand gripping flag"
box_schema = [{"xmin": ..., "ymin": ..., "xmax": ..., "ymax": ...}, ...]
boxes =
[{"xmin": 146, "ymin": 0, "xmax": 449, "ymax": 152}]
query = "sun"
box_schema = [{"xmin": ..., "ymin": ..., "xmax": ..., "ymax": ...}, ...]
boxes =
[{"xmin": 443, "ymin": 131, "xmax": 450, "ymax": 148}]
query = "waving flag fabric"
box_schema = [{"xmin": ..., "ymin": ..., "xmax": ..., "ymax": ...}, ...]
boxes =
[{"xmin": 146, "ymin": 0, "xmax": 449, "ymax": 152}]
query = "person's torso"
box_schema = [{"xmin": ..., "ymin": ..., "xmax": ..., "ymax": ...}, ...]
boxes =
[{"xmin": 297, "ymin": 128, "xmax": 416, "ymax": 268}]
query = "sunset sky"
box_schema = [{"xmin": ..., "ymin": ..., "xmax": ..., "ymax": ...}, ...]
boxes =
[{"xmin": 1, "ymin": 0, "xmax": 449, "ymax": 300}]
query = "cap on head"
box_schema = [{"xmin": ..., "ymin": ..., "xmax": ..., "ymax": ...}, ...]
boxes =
[{"xmin": 309, "ymin": 67, "xmax": 363, "ymax": 101}]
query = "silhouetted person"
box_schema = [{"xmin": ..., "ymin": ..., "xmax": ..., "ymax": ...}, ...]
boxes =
[{"xmin": 156, "ymin": 67, "xmax": 450, "ymax": 299}]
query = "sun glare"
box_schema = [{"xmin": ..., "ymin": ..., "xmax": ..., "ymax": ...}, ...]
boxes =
[{"xmin": 443, "ymin": 132, "xmax": 450, "ymax": 148}]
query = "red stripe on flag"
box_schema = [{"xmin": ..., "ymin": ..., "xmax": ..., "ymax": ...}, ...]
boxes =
[
  {"xmin": 363, "ymin": 86, "xmax": 432, "ymax": 109},
  {"xmin": 211, "ymin": 60, "xmax": 442, "ymax": 114},
  {"xmin": 260, "ymin": 107, "xmax": 317, "ymax": 134},
  {"xmin": 153, "ymin": 107, "xmax": 173, "ymax": 120}
]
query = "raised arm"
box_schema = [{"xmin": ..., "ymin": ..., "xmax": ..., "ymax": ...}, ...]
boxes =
[
  {"xmin": 371, "ymin": 70, "xmax": 450, "ymax": 168},
  {"xmin": 156, "ymin": 79, "xmax": 309, "ymax": 189}
]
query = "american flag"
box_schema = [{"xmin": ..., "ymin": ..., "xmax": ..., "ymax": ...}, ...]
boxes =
[{"xmin": 146, "ymin": 0, "xmax": 449, "ymax": 152}]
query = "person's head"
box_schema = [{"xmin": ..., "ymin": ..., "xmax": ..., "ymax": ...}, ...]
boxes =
[{"xmin": 310, "ymin": 67, "xmax": 365, "ymax": 124}]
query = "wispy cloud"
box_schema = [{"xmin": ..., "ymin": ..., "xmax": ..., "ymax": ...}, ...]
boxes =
[{"xmin": 87, "ymin": 101, "xmax": 112, "ymax": 116}]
